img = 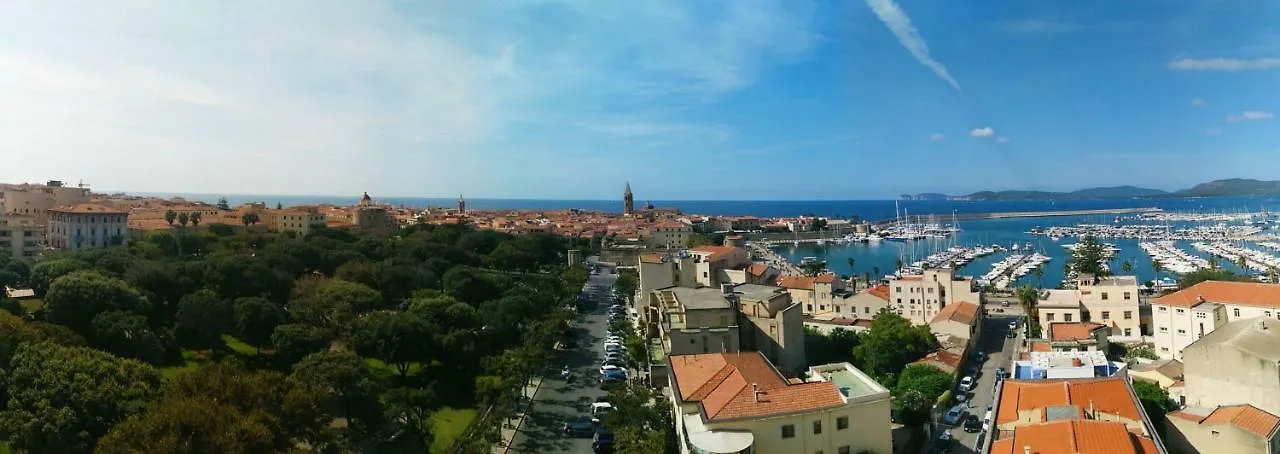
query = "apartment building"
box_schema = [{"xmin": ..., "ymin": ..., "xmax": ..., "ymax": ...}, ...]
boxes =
[
  {"xmin": 887, "ymin": 268, "xmax": 981, "ymax": 325},
  {"xmin": 668, "ymin": 352, "xmax": 891, "ymax": 454},
  {"xmin": 1150, "ymin": 281, "xmax": 1280, "ymax": 360},
  {"xmin": 777, "ymin": 273, "xmax": 848, "ymax": 317},
  {"xmin": 261, "ymin": 209, "xmax": 327, "ymax": 236},
  {"xmin": 929, "ymin": 300, "xmax": 981, "ymax": 351},
  {"xmin": 46, "ymin": 204, "xmax": 129, "ymax": 250},
  {"xmin": 636, "ymin": 245, "xmax": 753, "ymax": 314},
  {"xmin": 648, "ymin": 220, "xmax": 693, "ymax": 249},
  {"xmin": 0, "ymin": 215, "xmax": 42, "ymax": 259},
  {"xmin": 1045, "ymin": 322, "xmax": 1111, "ymax": 353},
  {"xmin": 989, "ymin": 377, "xmax": 1166, "ymax": 453},
  {"xmin": 1035, "ymin": 274, "xmax": 1143, "ymax": 339},
  {"xmin": 1009, "ymin": 350, "xmax": 1126, "ymax": 380},
  {"xmin": 2, "ymin": 180, "xmax": 90, "ymax": 223},
  {"xmin": 1166, "ymin": 405, "xmax": 1280, "ymax": 454},
  {"xmin": 649, "ymin": 283, "xmax": 806, "ymax": 374},
  {"xmin": 831, "ymin": 284, "xmax": 890, "ymax": 320}
]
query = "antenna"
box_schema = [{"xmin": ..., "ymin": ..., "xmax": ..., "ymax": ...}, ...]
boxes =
[{"xmin": 752, "ymin": 383, "xmax": 761, "ymax": 402}]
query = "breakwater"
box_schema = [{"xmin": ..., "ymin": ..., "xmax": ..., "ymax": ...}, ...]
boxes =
[{"xmin": 872, "ymin": 207, "xmax": 1161, "ymax": 227}]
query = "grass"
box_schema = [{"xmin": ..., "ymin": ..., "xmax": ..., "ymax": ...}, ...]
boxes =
[
  {"xmin": 221, "ymin": 334, "xmax": 259, "ymax": 356},
  {"xmin": 18, "ymin": 298, "xmax": 42, "ymax": 313},
  {"xmin": 365, "ymin": 358, "xmax": 424, "ymax": 379},
  {"xmin": 428, "ymin": 407, "xmax": 478, "ymax": 454},
  {"xmin": 159, "ymin": 350, "xmax": 205, "ymax": 380},
  {"xmin": 0, "ymin": 440, "xmax": 10, "ymax": 454}
]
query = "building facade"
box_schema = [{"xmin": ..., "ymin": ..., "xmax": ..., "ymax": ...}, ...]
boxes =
[
  {"xmin": 1181, "ymin": 317, "xmax": 1280, "ymax": 416},
  {"xmin": 887, "ymin": 268, "xmax": 981, "ymax": 325},
  {"xmin": 668, "ymin": 352, "xmax": 891, "ymax": 454},
  {"xmin": 2, "ymin": 180, "xmax": 90, "ymax": 223},
  {"xmin": 650, "ymin": 284, "xmax": 807, "ymax": 374},
  {"xmin": 1166, "ymin": 405, "xmax": 1280, "ymax": 454},
  {"xmin": 262, "ymin": 209, "xmax": 327, "ymax": 236},
  {"xmin": 1035, "ymin": 275, "xmax": 1143, "ymax": 340},
  {"xmin": 46, "ymin": 204, "xmax": 129, "ymax": 250},
  {"xmin": 831, "ymin": 284, "xmax": 890, "ymax": 320},
  {"xmin": 1150, "ymin": 281, "xmax": 1280, "ymax": 360},
  {"xmin": 0, "ymin": 215, "xmax": 42, "ymax": 259}
]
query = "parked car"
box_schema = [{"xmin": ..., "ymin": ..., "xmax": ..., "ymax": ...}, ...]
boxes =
[
  {"xmin": 963, "ymin": 414, "xmax": 982, "ymax": 433},
  {"xmin": 593, "ymin": 428, "xmax": 615, "ymax": 453},
  {"xmin": 564, "ymin": 416, "xmax": 595, "ymax": 437},
  {"xmin": 605, "ymin": 336, "xmax": 624, "ymax": 343},
  {"xmin": 932, "ymin": 430, "xmax": 952, "ymax": 454},
  {"xmin": 943, "ymin": 405, "xmax": 965, "ymax": 425},
  {"xmin": 599, "ymin": 365, "xmax": 628, "ymax": 376},
  {"xmin": 599, "ymin": 375, "xmax": 625, "ymax": 389},
  {"xmin": 1008, "ymin": 320, "xmax": 1018, "ymax": 331},
  {"xmin": 995, "ymin": 367, "xmax": 1006, "ymax": 380},
  {"xmin": 590, "ymin": 402, "xmax": 613, "ymax": 423},
  {"xmin": 958, "ymin": 375, "xmax": 975, "ymax": 393}
]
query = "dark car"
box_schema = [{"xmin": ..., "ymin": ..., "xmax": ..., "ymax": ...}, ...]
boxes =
[
  {"xmin": 600, "ymin": 375, "xmax": 625, "ymax": 389},
  {"xmin": 995, "ymin": 367, "xmax": 1006, "ymax": 379},
  {"xmin": 933, "ymin": 430, "xmax": 952, "ymax": 453},
  {"xmin": 963, "ymin": 414, "xmax": 982, "ymax": 433},
  {"xmin": 593, "ymin": 428, "xmax": 615, "ymax": 453},
  {"xmin": 564, "ymin": 417, "xmax": 595, "ymax": 437}
]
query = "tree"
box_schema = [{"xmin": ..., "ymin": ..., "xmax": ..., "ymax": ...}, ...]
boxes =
[
  {"xmin": 873, "ymin": 266, "xmax": 881, "ymax": 279},
  {"xmin": 1016, "ymin": 284, "xmax": 1042, "ymax": 337},
  {"xmin": 614, "ymin": 269, "xmax": 638, "ymax": 303},
  {"xmin": 1069, "ymin": 235, "xmax": 1107, "ymax": 276},
  {"xmin": 1151, "ymin": 258, "xmax": 1162, "ymax": 277},
  {"xmin": 1208, "ymin": 255, "xmax": 1220, "ymax": 269},
  {"xmin": 801, "ymin": 261, "xmax": 827, "ymax": 277},
  {"xmin": 442, "ymin": 267, "xmax": 499, "ymax": 304},
  {"xmin": 91, "ymin": 310, "xmax": 165, "ymax": 363},
  {"xmin": 204, "ymin": 255, "xmax": 291, "ymax": 302},
  {"xmin": 96, "ymin": 395, "xmax": 279, "ymax": 454},
  {"xmin": 384, "ymin": 386, "xmax": 438, "ymax": 448},
  {"xmin": 894, "ymin": 258, "xmax": 904, "ymax": 271},
  {"xmin": 233, "ymin": 297, "xmax": 284, "ymax": 353},
  {"xmin": 1033, "ymin": 266, "xmax": 1044, "ymax": 287},
  {"xmin": 484, "ymin": 242, "xmax": 538, "ymax": 272},
  {"xmin": 272, "ymin": 323, "xmax": 331, "ymax": 365},
  {"xmin": 1177, "ymin": 268, "xmax": 1247, "ymax": 289},
  {"xmin": 178, "ymin": 212, "xmax": 190, "ymax": 227},
  {"xmin": 216, "ymin": 197, "xmax": 231, "ymax": 210},
  {"xmin": 44, "ymin": 270, "xmax": 150, "ymax": 335},
  {"xmin": 289, "ymin": 278, "xmax": 383, "ymax": 330},
  {"xmin": 895, "ymin": 389, "xmax": 932, "ymax": 425},
  {"xmin": 289, "ymin": 351, "xmax": 386, "ymax": 436},
  {"xmin": 190, "ymin": 212, "xmax": 202, "ymax": 229},
  {"xmin": 0, "ymin": 342, "xmax": 162, "ymax": 454},
  {"xmin": 1121, "ymin": 260, "xmax": 1133, "ymax": 274},
  {"xmin": 851, "ymin": 312, "xmax": 938, "ymax": 382},
  {"xmin": 805, "ymin": 327, "xmax": 860, "ymax": 366},
  {"xmin": 809, "ymin": 218, "xmax": 828, "ymax": 231},
  {"xmin": 894, "ymin": 364, "xmax": 952, "ymax": 402},
  {"xmin": 348, "ymin": 310, "xmax": 426, "ymax": 376},
  {"xmin": 1237, "ymin": 255, "xmax": 1249, "ymax": 270},
  {"xmin": 175, "ymin": 289, "xmax": 231, "ymax": 350},
  {"xmin": 1133, "ymin": 380, "xmax": 1177, "ymax": 424},
  {"xmin": 29, "ymin": 258, "xmax": 89, "ymax": 297},
  {"xmin": 241, "ymin": 212, "xmax": 260, "ymax": 227},
  {"xmin": 165, "ymin": 209, "xmax": 177, "ymax": 226}
]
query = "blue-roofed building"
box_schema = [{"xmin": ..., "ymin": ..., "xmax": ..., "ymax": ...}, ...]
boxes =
[{"xmin": 1012, "ymin": 350, "xmax": 1126, "ymax": 380}]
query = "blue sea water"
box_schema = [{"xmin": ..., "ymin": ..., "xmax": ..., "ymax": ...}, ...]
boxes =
[{"xmin": 136, "ymin": 190, "xmax": 1280, "ymax": 286}]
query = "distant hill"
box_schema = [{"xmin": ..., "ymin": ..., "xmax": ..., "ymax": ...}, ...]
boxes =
[
  {"xmin": 1175, "ymin": 179, "xmax": 1280, "ymax": 197},
  {"xmin": 920, "ymin": 179, "xmax": 1280, "ymax": 201}
]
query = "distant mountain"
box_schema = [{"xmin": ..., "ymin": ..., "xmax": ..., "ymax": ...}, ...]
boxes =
[
  {"xmin": 1175, "ymin": 179, "xmax": 1280, "ymax": 197},
  {"xmin": 935, "ymin": 179, "xmax": 1280, "ymax": 201}
]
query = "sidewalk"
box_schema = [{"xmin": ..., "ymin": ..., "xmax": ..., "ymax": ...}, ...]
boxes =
[{"xmin": 492, "ymin": 376, "xmax": 545, "ymax": 454}]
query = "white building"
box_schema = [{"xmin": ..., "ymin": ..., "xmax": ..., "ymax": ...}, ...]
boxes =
[
  {"xmin": 668, "ymin": 352, "xmax": 891, "ymax": 454},
  {"xmin": 887, "ymin": 268, "xmax": 981, "ymax": 325},
  {"xmin": 1150, "ymin": 281, "xmax": 1280, "ymax": 360},
  {"xmin": 0, "ymin": 215, "xmax": 42, "ymax": 259},
  {"xmin": 1034, "ymin": 274, "xmax": 1143, "ymax": 339},
  {"xmin": 1010, "ymin": 350, "xmax": 1126, "ymax": 380},
  {"xmin": 46, "ymin": 204, "xmax": 129, "ymax": 250}
]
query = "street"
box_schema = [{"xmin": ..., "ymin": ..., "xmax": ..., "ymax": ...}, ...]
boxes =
[
  {"xmin": 506, "ymin": 267, "xmax": 617, "ymax": 453},
  {"xmin": 940, "ymin": 312, "xmax": 1020, "ymax": 454}
]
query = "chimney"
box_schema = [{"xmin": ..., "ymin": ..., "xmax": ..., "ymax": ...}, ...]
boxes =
[
  {"xmin": 1089, "ymin": 400, "xmax": 1096, "ymax": 419},
  {"xmin": 1024, "ymin": 447, "xmax": 1031, "ymax": 454},
  {"xmin": 721, "ymin": 283, "xmax": 735, "ymax": 295},
  {"xmin": 752, "ymin": 383, "xmax": 761, "ymax": 402},
  {"xmin": 1197, "ymin": 295, "xmax": 1206, "ymax": 304}
]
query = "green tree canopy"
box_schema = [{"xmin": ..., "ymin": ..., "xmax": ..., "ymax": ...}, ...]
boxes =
[
  {"xmin": 0, "ymin": 342, "xmax": 163, "ymax": 454},
  {"xmin": 289, "ymin": 278, "xmax": 383, "ymax": 331},
  {"xmin": 174, "ymin": 290, "xmax": 231, "ymax": 350},
  {"xmin": 852, "ymin": 312, "xmax": 939, "ymax": 384},
  {"xmin": 289, "ymin": 351, "xmax": 386, "ymax": 437},
  {"xmin": 91, "ymin": 310, "xmax": 165, "ymax": 364},
  {"xmin": 29, "ymin": 258, "xmax": 89, "ymax": 297},
  {"xmin": 894, "ymin": 364, "xmax": 953, "ymax": 402},
  {"xmin": 44, "ymin": 270, "xmax": 150, "ymax": 335},
  {"xmin": 233, "ymin": 297, "xmax": 284, "ymax": 352},
  {"xmin": 348, "ymin": 310, "xmax": 426, "ymax": 376},
  {"xmin": 271, "ymin": 323, "xmax": 331, "ymax": 365}
]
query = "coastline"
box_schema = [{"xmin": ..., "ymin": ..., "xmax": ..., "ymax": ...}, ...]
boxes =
[{"xmin": 878, "ymin": 207, "xmax": 1160, "ymax": 225}]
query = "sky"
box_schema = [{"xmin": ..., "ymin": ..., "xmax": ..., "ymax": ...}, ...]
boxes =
[{"xmin": 1, "ymin": 1, "xmax": 1279, "ymax": 200}]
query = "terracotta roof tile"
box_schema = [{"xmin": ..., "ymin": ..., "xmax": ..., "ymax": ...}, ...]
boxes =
[
  {"xmin": 996, "ymin": 378, "xmax": 1142, "ymax": 426},
  {"xmin": 815, "ymin": 273, "xmax": 837, "ymax": 284},
  {"xmin": 1154, "ymin": 280, "xmax": 1280, "ymax": 309},
  {"xmin": 989, "ymin": 420, "xmax": 1156, "ymax": 454},
  {"xmin": 1031, "ymin": 341, "xmax": 1053, "ymax": 352},
  {"xmin": 866, "ymin": 284, "xmax": 891, "ymax": 301},
  {"xmin": 911, "ymin": 349, "xmax": 961, "ymax": 372},
  {"xmin": 1202, "ymin": 405, "xmax": 1280, "ymax": 438},
  {"xmin": 930, "ymin": 301, "xmax": 979, "ymax": 325},
  {"xmin": 690, "ymin": 245, "xmax": 741, "ymax": 261},
  {"xmin": 49, "ymin": 203, "xmax": 127, "ymax": 214},
  {"xmin": 776, "ymin": 275, "xmax": 816, "ymax": 290},
  {"xmin": 669, "ymin": 352, "xmax": 845, "ymax": 421},
  {"xmin": 747, "ymin": 263, "xmax": 771, "ymax": 277},
  {"xmin": 1049, "ymin": 322, "xmax": 1107, "ymax": 342},
  {"xmin": 639, "ymin": 254, "xmax": 665, "ymax": 264}
]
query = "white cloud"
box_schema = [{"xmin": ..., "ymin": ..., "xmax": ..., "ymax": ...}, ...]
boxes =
[
  {"xmin": 1206, "ymin": 127, "xmax": 1223, "ymax": 135},
  {"xmin": 1227, "ymin": 111, "xmax": 1275, "ymax": 122},
  {"xmin": 1190, "ymin": 98, "xmax": 1206, "ymax": 107},
  {"xmin": 0, "ymin": 1, "xmax": 823, "ymax": 197},
  {"xmin": 865, "ymin": 0, "xmax": 962, "ymax": 91},
  {"xmin": 995, "ymin": 136, "xmax": 1010, "ymax": 143},
  {"xmin": 929, "ymin": 133, "xmax": 945, "ymax": 141},
  {"xmin": 1169, "ymin": 58, "xmax": 1280, "ymax": 71},
  {"xmin": 970, "ymin": 127, "xmax": 995, "ymax": 138}
]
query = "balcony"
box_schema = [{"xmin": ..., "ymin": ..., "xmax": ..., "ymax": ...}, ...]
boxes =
[{"xmin": 683, "ymin": 414, "xmax": 754, "ymax": 454}]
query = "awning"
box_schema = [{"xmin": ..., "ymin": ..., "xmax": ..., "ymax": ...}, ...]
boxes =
[{"xmin": 684, "ymin": 414, "xmax": 754, "ymax": 454}]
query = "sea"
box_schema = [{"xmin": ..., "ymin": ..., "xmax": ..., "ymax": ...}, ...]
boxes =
[{"xmin": 135, "ymin": 191, "xmax": 1280, "ymax": 287}]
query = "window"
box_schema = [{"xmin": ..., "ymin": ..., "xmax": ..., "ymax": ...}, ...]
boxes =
[
  {"xmin": 1047, "ymin": 313, "xmax": 1055, "ymax": 321},
  {"xmin": 837, "ymin": 416, "xmax": 849, "ymax": 430},
  {"xmin": 895, "ymin": 287, "xmax": 901, "ymax": 293},
  {"xmin": 781, "ymin": 424, "xmax": 795, "ymax": 439},
  {"xmin": 910, "ymin": 299, "xmax": 916, "ymax": 305},
  {"xmin": 1124, "ymin": 328, "xmax": 1131, "ymax": 336},
  {"xmin": 1177, "ymin": 329, "xmax": 1186, "ymax": 335},
  {"xmin": 838, "ymin": 448, "xmax": 851, "ymax": 454},
  {"xmin": 928, "ymin": 288, "xmax": 934, "ymax": 294},
  {"xmin": 1099, "ymin": 291, "xmax": 1111, "ymax": 300},
  {"xmin": 1124, "ymin": 311, "xmax": 1133, "ymax": 320},
  {"xmin": 1160, "ymin": 327, "xmax": 1168, "ymax": 332},
  {"xmin": 1064, "ymin": 313, "xmax": 1073, "ymax": 322},
  {"xmin": 1124, "ymin": 292, "xmax": 1132, "ymax": 300},
  {"xmin": 1101, "ymin": 311, "xmax": 1110, "ymax": 320},
  {"xmin": 1159, "ymin": 306, "xmax": 1167, "ymax": 312},
  {"xmin": 1176, "ymin": 309, "xmax": 1185, "ymax": 314},
  {"xmin": 807, "ymin": 305, "xmax": 813, "ymax": 312},
  {"xmin": 813, "ymin": 420, "xmax": 822, "ymax": 434},
  {"xmin": 835, "ymin": 307, "xmax": 841, "ymax": 313},
  {"xmin": 1234, "ymin": 308, "xmax": 1241, "ymax": 317},
  {"xmin": 1161, "ymin": 347, "xmax": 1169, "ymax": 352},
  {"xmin": 864, "ymin": 307, "xmax": 870, "ymax": 314},
  {"xmin": 1268, "ymin": 311, "xmax": 1273, "ymax": 317}
]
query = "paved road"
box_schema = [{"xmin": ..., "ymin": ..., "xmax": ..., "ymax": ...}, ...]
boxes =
[
  {"xmin": 507, "ymin": 268, "xmax": 617, "ymax": 454},
  {"xmin": 940, "ymin": 314, "xmax": 1021, "ymax": 454}
]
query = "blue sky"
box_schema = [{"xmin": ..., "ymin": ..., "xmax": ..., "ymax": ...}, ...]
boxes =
[{"xmin": 1, "ymin": 1, "xmax": 1278, "ymax": 200}]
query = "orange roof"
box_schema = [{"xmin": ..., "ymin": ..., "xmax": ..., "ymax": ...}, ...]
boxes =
[
  {"xmin": 1031, "ymin": 341, "xmax": 1053, "ymax": 352},
  {"xmin": 930, "ymin": 301, "xmax": 979, "ymax": 325},
  {"xmin": 49, "ymin": 203, "xmax": 126, "ymax": 214},
  {"xmin": 776, "ymin": 275, "xmax": 816, "ymax": 290},
  {"xmin": 690, "ymin": 245, "xmax": 740, "ymax": 261},
  {"xmin": 896, "ymin": 275, "xmax": 923, "ymax": 281},
  {"xmin": 669, "ymin": 352, "xmax": 845, "ymax": 421},
  {"xmin": 989, "ymin": 420, "xmax": 1157, "ymax": 454},
  {"xmin": 996, "ymin": 378, "xmax": 1142, "ymax": 426},
  {"xmin": 911, "ymin": 349, "xmax": 962, "ymax": 372},
  {"xmin": 1171, "ymin": 405, "xmax": 1280, "ymax": 438},
  {"xmin": 1049, "ymin": 322, "xmax": 1107, "ymax": 342},
  {"xmin": 814, "ymin": 273, "xmax": 837, "ymax": 284},
  {"xmin": 639, "ymin": 254, "xmax": 664, "ymax": 264},
  {"xmin": 746, "ymin": 263, "xmax": 771, "ymax": 277},
  {"xmin": 866, "ymin": 284, "xmax": 890, "ymax": 301},
  {"xmin": 1154, "ymin": 280, "xmax": 1280, "ymax": 309}
]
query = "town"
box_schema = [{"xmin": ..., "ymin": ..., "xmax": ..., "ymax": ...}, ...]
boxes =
[{"xmin": 1, "ymin": 179, "xmax": 1275, "ymax": 454}]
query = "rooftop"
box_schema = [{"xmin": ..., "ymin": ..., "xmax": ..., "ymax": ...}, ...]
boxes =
[
  {"xmin": 996, "ymin": 377, "xmax": 1144, "ymax": 426},
  {"xmin": 1155, "ymin": 280, "xmax": 1280, "ymax": 309},
  {"xmin": 1187, "ymin": 317, "xmax": 1280, "ymax": 362},
  {"xmin": 989, "ymin": 420, "xmax": 1158, "ymax": 454},
  {"xmin": 1130, "ymin": 359, "xmax": 1183, "ymax": 379},
  {"xmin": 1089, "ymin": 275, "xmax": 1140, "ymax": 287},
  {"xmin": 776, "ymin": 275, "xmax": 815, "ymax": 290},
  {"xmin": 662, "ymin": 287, "xmax": 734, "ymax": 311},
  {"xmin": 1048, "ymin": 322, "xmax": 1107, "ymax": 342},
  {"xmin": 731, "ymin": 283, "xmax": 789, "ymax": 303},
  {"xmin": 1039, "ymin": 289, "xmax": 1082, "ymax": 307},
  {"xmin": 49, "ymin": 203, "xmax": 127, "ymax": 214},
  {"xmin": 1014, "ymin": 350, "xmax": 1124, "ymax": 379},
  {"xmin": 1169, "ymin": 404, "xmax": 1280, "ymax": 438},
  {"xmin": 866, "ymin": 284, "xmax": 891, "ymax": 301},
  {"xmin": 930, "ymin": 301, "xmax": 979, "ymax": 325},
  {"xmin": 669, "ymin": 352, "xmax": 853, "ymax": 421},
  {"xmin": 690, "ymin": 245, "xmax": 742, "ymax": 262}
]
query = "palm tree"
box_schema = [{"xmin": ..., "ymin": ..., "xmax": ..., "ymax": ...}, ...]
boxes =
[
  {"xmin": 178, "ymin": 212, "xmax": 190, "ymax": 228},
  {"xmin": 1033, "ymin": 266, "xmax": 1044, "ymax": 288},
  {"xmin": 873, "ymin": 266, "xmax": 881, "ymax": 279},
  {"xmin": 894, "ymin": 258, "xmax": 904, "ymax": 271},
  {"xmin": 1151, "ymin": 259, "xmax": 1163, "ymax": 277},
  {"xmin": 241, "ymin": 212, "xmax": 259, "ymax": 227},
  {"xmin": 190, "ymin": 212, "xmax": 202, "ymax": 229},
  {"xmin": 1208, "ymin": 256, "xmax": 1220, "ymax": 269},
  {"xmin": 1121, "ymin": 260, "xmax": 1133, "ymax": 274},
  {"xmin": 164, "ymin": 210, "xmax": 177, "ymax": 226},
  {"xmin": 1270, "ymin": 267, "xmax": 1279, "ymax": 284},
  {"xmin": 1237, "ymin": 255, "xmax": 1249, "ymax": 270}
]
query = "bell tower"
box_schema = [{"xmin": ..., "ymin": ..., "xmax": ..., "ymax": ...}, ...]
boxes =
[{"xmin": 623, "ymin": 182, "xmax": 634, "ymax": 215}]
